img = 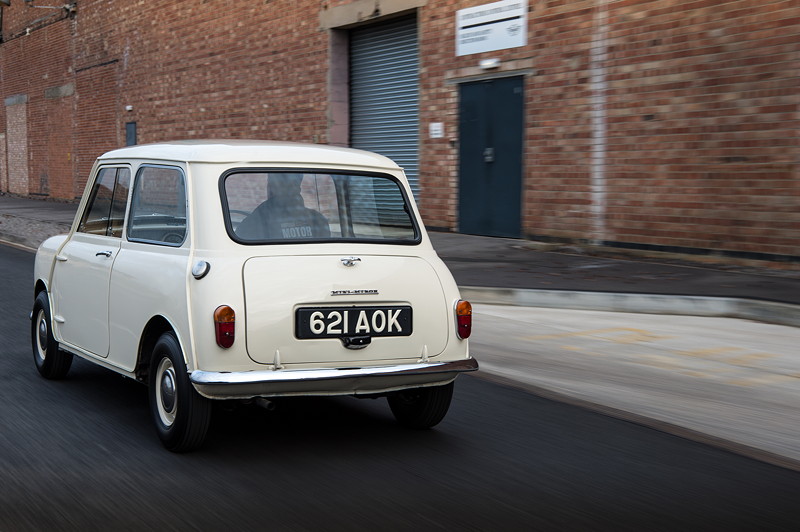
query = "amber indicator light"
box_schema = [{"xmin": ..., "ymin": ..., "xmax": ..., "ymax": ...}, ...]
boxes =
[
  {"xmin": 214, "ymin": 305, "xmax": 235, "ymax": 348},
  {"xmin": 455, "ymin": 300, "xmax": 472, "ymax": 340}
]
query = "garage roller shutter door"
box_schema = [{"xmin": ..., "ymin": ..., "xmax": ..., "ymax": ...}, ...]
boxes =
[{"xmin": 350, "ymin": 16, "xmax": 419, "ymax": 199}]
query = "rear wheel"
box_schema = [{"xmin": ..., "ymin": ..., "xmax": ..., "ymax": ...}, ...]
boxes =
[
  {"xmin": 387, "ymin": 382, "xmax": 454, "ymax": 429},
  {"xmin": 149, "ymin": 332, "xmax": 211, "ymax": 452},
  {"xmin": 31, "ymin": 291, "xmax": 73, "ymax": 379}
]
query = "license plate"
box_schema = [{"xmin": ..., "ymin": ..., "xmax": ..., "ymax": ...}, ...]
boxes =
[{"xmin": 295, "ymin": 306, "xmax": 412, "ymax": 339}]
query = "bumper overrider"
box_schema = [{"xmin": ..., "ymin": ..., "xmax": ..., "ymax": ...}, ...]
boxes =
[{"xmin": 190, "ymin": 358, "xmax": 479, "ymax": 399}]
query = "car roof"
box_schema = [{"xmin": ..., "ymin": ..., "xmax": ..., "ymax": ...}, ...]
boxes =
[{"xmin": 98, "ymin": 140, "xmax": 401, "ymax": 170}]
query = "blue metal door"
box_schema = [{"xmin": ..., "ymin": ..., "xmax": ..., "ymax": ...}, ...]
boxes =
[{"xmin": 458, "ymin": 76, "xmax": 524, "ymax": 238}]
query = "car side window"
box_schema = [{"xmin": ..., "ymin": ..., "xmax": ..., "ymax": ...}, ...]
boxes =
[
  {"xmin": 109, "ymin": 169, "xmax": 131, "ymax": 237},
  {"xmin": 127, "ymin": 165, "xmax": 187, "ymax": 246},
  {"xmin": 78, "ymin": 167, "xmax": 131, "ymax": 237}
]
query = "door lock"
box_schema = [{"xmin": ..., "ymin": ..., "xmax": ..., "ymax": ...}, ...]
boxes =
[{"xmin": 483, "ymin": 147, "xmax": 495, "ymax": 163}]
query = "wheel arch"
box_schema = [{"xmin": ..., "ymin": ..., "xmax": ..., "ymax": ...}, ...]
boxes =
[
  {"xmin": 135, "ymin": 315, "xmax": 185, "ymax": 383},
  {"xmin": 34, "ymin": 279, "xmax": 47, "ymax": 298}
]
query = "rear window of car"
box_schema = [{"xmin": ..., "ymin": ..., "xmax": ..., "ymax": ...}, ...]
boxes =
[{"xmin": 221, "ymin": 170, "xmax": 420, "ymax": 244}]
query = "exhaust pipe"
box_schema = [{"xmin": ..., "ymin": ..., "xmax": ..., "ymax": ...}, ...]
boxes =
[{"xmin": 254, "ymin": 397, "xmax": 276, "ymax": 411}]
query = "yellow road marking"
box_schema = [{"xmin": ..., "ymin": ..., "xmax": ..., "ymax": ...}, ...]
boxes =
[
  {"xmin": 525, "ymin": 327, "xmax": 672, "ymax": 344},
  {"xmin": 633, "ymin": 354, "xmax": 682, "ymax": 369},
  {"xmin": 725, "ymin": 374, "xmax": 800, "ymax": 387},
  {"xmin": 676, "ymin": 347, "xmax": 744, "ymax": 358},
  {"xmin": 725, "ymin": 353, "xmax": 777, "ymax": 366},
  {"xmin": 680, "ymin": 371, "xmax": 710, "ymax": 378}
]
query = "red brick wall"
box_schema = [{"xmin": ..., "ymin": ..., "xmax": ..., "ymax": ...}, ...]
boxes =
[
  {"xmin": 418, "ymin": 0, "xmax": 800, "ymax": 260},
  {"xmin": 44, "ymin": 91, "xmax": 75, "ymax": 199},
  {"xmin": 107, "ymin": 0, "xmax": 329, "ymax": 144},
  {"xmin": 597, "ymin": 0, "xmax": 799, "ymax": 258},
  {"xmin": 1, "ymin": 0, "xmax": 798, "ymax": 261},
  {"xmin": 1, "ymin": 7, "xmax": 75, "ymax": 197},
  {"xmin": 74, "ymin": 63, "xmax": 119, "ymax": 197}
]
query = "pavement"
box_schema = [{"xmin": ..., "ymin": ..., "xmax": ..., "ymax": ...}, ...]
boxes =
[{"xmin": 2, "ymin": 192, "xmax": 800, "ymax": 470}]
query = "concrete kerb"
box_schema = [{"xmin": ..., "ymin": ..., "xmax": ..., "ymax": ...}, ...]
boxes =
[
  {"xmin": 0, "ymin": 233, "xmax": 34, "ymax": 251},
  {"xmin": 0, "ymin": 214, "xmax": 71, "ymax": 253},
  {"xmin": 3, "ymin": 211, "xmax": 799, "ymax": 330},
  {"xmin": 4, "ymin": 235, "xmax": 799, "ymax": 329},
  {"xmin": 460, "ymin": 286, "xmax": 800, "ymax": 329}
]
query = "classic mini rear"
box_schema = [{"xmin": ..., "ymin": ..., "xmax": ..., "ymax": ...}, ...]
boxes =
[{"xmin": 32, "ymin": 140, "xmax": 478, "ymax": 452}]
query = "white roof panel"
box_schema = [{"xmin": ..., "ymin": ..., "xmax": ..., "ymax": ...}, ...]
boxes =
[{"xmin": 98, "ymin": 140, "xmax": 401, "ymax": 170}]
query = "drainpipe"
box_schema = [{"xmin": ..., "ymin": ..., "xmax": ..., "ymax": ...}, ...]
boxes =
[{"xmin": 590, "ymin": 0, "xmax": 609, "ymax": 246}]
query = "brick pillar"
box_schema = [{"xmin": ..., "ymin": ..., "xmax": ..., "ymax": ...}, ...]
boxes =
[
  {"xmin": 5, "ymin": 95, "xmax": 29, "ymax": 196},
  {"xmin": 0, "ymin": 133, "xmax": 7, "ymax": 193}
]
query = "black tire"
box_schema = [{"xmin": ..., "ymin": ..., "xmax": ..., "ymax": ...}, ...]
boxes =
[
  {"xmin": 387, "ymin": 381, "xmax": 454, "ymax": 429},
  {"xmin": 31, "ymin": 291, "xmax": 73, "ymax": 379},
  {"xmin": 149, "ymin": 332, "xmax": 211, "ymax": 452}
]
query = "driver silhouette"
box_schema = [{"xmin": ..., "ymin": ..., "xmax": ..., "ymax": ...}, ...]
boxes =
[{"xmin": 236, "ymin": 174, "xmax": 330, "ymax": 240}]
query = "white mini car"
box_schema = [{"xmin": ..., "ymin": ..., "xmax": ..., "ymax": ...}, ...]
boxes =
[{"xmin": 32, "ymin": 140, "xmax": 478, "ymax": 451}]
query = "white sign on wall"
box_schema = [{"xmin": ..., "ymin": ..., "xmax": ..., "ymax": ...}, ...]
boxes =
[{"xmin": 456, "ymin": 0, "xmax": 528, "ymax": 57}]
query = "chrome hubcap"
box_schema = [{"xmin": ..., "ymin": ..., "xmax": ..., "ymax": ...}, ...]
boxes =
[
  {"xmin": 161, "ymin": 370, "xmax": 176, "ymax": 412},
  {"xmin": 156, "ymin": 358, "xmax": 177, "ymax": 426},
  {"xmin": 36, "ymin": 311, "xmax": 48, "ymax": 361}
]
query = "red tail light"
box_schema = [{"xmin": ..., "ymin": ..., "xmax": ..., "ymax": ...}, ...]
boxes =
[
  {"xmin": 214, "ymin": 305, "xmax": 235, "ymax": 348},
  {"xmin": 455, "ymin": 300, "xmax": 472, "ymax": 339}
]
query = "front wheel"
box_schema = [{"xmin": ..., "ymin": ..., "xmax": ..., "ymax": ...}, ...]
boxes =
[
  {"xmin": 149, "ymin": 332, "xmax": 211, "ymax": 452},
  {"xmin": 31, "ymin": 291, "xmax": 73, "ymax": 379},
  {"xmin": 387, "ymin": 382, "xmax": 454, "ymax": 429}
]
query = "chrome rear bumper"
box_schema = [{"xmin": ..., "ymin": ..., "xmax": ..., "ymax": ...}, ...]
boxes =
[{"xmin": 190, "ymin": 358, "xmax": 478, "ymax": 399}]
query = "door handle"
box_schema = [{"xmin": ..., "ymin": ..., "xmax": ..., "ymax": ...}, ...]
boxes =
[
  {"xmin": 340, "ymin": 257, "xmax": 361, "ymax": 267},
  {"xmin": 483, "ymin": 147, "xmax": 495, "ymax": 163},
  {"xmin": 95, "ymin": 251, "xmax": 113, "ymax": 258}
]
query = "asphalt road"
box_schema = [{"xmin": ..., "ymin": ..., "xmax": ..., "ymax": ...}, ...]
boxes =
[
  {"xmin": 2, "ymin": 244, "xmax": 800, "ymax": 531},
  {"xmin": 471, "ymin": 304, "xmax": 800, "ymax": 466}
]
